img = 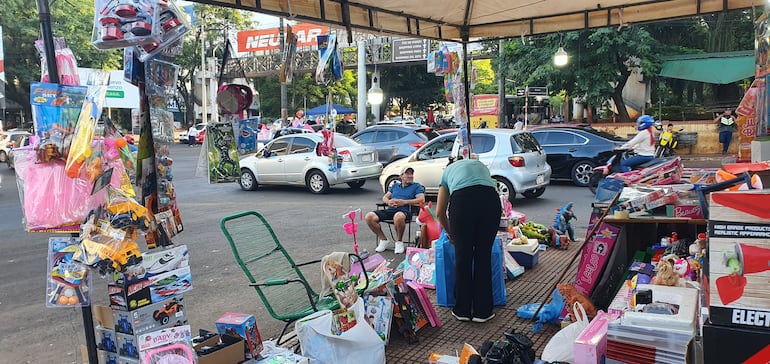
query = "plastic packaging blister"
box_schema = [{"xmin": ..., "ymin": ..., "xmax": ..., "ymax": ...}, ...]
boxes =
[
  {"xmin": 206, "ymin": 122, "xmax": 240, "ymax": 183},
  {"xmin": 65, "ymin": 70, "xmax": 111, "ymax": 179},
  {"xmin": 92, "ymin": 0, "xmax": 162, "ymax": 50},
  {"xmin": 13, "ymin": 144, "xmax": 123, "ymax": 232},
  {"xmin": 133, "ymin": 0, "xmax": 191, "ymax": 61},
  {"xmin": 36, "ymin": 38, "xmax": 81, "ymax": 86},
  {"xmin": 138, "ymin": 325, "xmax": 194, "ymax": 364},
  {"xmin": 46, "ymin": 237, "xmax": 91, "ymax": 307},
  {"xmin": 30, "ymin": 82, "xmax": 88, "ymax": 163}
]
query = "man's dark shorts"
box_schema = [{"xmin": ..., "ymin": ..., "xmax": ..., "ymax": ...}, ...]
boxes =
[{"xmin": 374, "ymin": 208, "xmax": 413, "ymax": 223}]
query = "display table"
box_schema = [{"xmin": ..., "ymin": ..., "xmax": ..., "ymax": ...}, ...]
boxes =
[{"xmin": 587, "ymin": 215, "xmax": 707, "ymax": 311}]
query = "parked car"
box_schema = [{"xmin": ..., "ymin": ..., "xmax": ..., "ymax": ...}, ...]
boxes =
[
  {"xmin": 196, "ymin": 129, "xmax": 205, "ymax": 144},
  {"xmin": 238, "ymin": 133, "xmax": 382, "ymax": 194},
  {"xmin": 529, "ymin": 124, "xmax": 627, "ymax": 186},
  {"xmin": 0, "ymin": 130, "xmax": 31, "ymax": 163},
  {"xmin": 7, "ymin": 133, "xmax": 32, "ymax": 169},
  {"xmin": 352, "ymin": 125, "xmax": 439, "ymax": 166},
  {"xmin": 179, "ymin": 123, "xmax": 206, "ymax": 144},
  {"xmin": 379, "ymin": 129, "xmax": 551, "ymax": 202}
]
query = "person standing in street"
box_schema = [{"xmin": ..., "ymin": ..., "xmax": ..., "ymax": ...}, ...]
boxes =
[
  {"xmin": 436, "ymin": 157, "xmax": 502, "ymax": 323},
  {"xmin": 187, "ymin": 125, "xmax": 198, "ymax": 146},
  {"xmin": 715, "ymin": 108, "xmax": 737, "ymax": 155}
]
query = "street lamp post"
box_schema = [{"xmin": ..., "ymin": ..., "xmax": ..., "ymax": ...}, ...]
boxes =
[{"xmin": 367, "ymin": 68, "xmax": 383, "ymax": 121}]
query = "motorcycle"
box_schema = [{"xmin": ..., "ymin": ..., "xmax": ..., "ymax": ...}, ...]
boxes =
[
  {"xmin": 654, "ymin": 123, "xmax": 684, "ymax": 158},
  {"xmin": 588, "ymin": 148, "xmax": 683, "ymax": 194}
]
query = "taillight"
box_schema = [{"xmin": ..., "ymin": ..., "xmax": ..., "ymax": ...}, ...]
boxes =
[
  {"xmin": 408, "ymin": 141, "xmax": 425, "ymax": 149},
  {"xmin": 508, "ymin": 156, "xmax": 525, "ymax": 167},
  {"xmin": 339, "ymin": 150, "xmax": 353, "ymax": 162}
]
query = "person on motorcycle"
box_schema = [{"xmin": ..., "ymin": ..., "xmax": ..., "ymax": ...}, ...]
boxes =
[{"xmin": 617, "ymin": 115, "xmax": 656, "ymax": 172}]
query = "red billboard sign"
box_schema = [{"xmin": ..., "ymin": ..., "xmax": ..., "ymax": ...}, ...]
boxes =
[{"xmin": 237, "ymin": 23, "xmax": 328, "ymax": 52}]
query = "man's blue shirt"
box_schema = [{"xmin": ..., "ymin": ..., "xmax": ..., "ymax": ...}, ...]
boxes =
[{"xmin": 388, "ymin": 181, "xmax": 425, "ymax": 213}]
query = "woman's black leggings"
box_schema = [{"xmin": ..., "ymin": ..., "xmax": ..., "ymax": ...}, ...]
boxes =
[{"xmin": 448, "ymin": 185, "xmax": 502, "ymax": 318}]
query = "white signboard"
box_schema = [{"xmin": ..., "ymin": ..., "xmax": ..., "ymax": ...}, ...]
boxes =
[{"xmin": 77, "ymin": 68, "xmax": 140, "ymax": 109}]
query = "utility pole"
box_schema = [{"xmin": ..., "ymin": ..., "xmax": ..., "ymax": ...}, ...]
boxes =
[
  {"xmin": 497, "ymin": 39, "xmax": 505, "ymax": 127},
  {"xmin": 279, "ymin": 18, "xmax": 288, "ymax": 123}
]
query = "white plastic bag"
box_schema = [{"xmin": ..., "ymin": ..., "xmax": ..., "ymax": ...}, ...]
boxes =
[
  {"xmin": 541, "ymin": 301, "xmax": 589, "ymax": 363},
  {"xmin": 295, "ymin": 297, "xmax": 385, "ymax": 364}
]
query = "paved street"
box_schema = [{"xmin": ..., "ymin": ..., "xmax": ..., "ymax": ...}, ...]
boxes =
[{"xmin": 0, "ymin": 143, "xmax": 613, "ymax": 363}]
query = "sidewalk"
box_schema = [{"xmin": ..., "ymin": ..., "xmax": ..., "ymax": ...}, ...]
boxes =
[
  {"xmin": 383, "ymin": 244, "xmax": 581, "ymax": 362},
  {"xmin": 681, "ymin": 153, "xmax": 727, "ymax": 169}
]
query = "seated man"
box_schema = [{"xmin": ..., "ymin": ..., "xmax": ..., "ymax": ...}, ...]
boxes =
[{"xmin": 365, "ymin": 167, "xmax": 425, "ymax": 254}]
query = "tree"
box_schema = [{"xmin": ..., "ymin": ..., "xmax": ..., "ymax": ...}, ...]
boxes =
[
  {"xmin": 497, "ymin": 26, "xmax": 661, "ymax": 122},
  {"xmin": 379, "ymin": 64, "xmax": 444, "ymax": 116},
  {"xmin": 1, "ymin": 0, "xmax": 122, "ymax": 122},
  {"xmin": 171, "ymin": 5, "xmax": 253, "ymax": 126},
  {"xmin": 255, "ymin": 70, "xmax": 358, "ymax": 118}
]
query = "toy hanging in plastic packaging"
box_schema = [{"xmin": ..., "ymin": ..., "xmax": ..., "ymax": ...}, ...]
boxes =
[
  {"xmin": 138, "ymin": 325, "xmax": 194, "ymax": 364},
  {"xmin": 65, "ymin": 70, "xmax": 112, "ymax": 178},
  {"xmin": 133, "ymin": 0, "xmax": 191, "ymax": 61},
  {"xmin": 46, "ymin": 237, "xmax": 91, "ymax": 307},
  {"xmin": 92, "ymin": 0, "xmax": 162, "ymax": 50},
  {"xmin": 30, "ymin": 82, "xmax": 88, "ymax": 163},
  {"xmin": 206, "ymin": 122, "xmax": 240, "ymax": 183},
  {"xmin": 36, "ymin": 37, "xmax": 81, "ymax": 86}
]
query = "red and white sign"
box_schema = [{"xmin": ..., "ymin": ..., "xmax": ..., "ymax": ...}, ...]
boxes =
[{"xmin": 237, "ymin": 23, "xmax": 328, "ymax": 52}]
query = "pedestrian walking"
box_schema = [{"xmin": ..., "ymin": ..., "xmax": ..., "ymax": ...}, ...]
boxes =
[{"xmin": 715, "ymin": 108, "xmax": 737, "ymax": 155}]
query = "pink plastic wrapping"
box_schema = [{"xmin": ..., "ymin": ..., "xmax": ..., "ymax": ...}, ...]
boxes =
[{"xmin": 14, "ymin": 144, "xmax": 125, "ymax": 231}]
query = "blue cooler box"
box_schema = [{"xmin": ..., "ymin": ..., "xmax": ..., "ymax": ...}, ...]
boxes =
[{"xmin": 506, "ymin": 239, "xmax": 539, "ymax": 269}]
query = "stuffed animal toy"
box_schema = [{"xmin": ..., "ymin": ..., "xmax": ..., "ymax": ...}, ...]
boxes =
[
  {"xmin": 653, "ymin": 258, "xmax": 681, "ymax": 286},
  {"xmin": 556, "ymin": 282, "xmax": 596, "ymax": 321}
]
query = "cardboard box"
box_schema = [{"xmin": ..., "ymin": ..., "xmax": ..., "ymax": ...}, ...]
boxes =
[
  {"xmin": 98, "ymin": 350, "xmax": 118, "ymax": 364},
  {"xmin": 116, "ymin": 332, "xmax": 139, "ymax": 359},
  {"xmin": 193, "ymin": 333, "xmax": 245, "ymax": 364},
  {"xmin": 113, "ymin": 296, "xmax": 188, "ymax": 335},
  {"xmin": 573, "ymin": 222, "xmax": 620, "ymax": 298},
  {"xmin": 215, "ymin": 312, "xmax": 263, "ymax": 358},
  {"xmin": 708, "ymin": 190, "xmax": 770, "ymax": 329},
  {"xmin": 96, "ymin": 326, "xmax": 118, "ymax": 353},
  {"xmin": 666, "ymin": 204, "xmax": 704, "ymax": 219},
  {"xmin": 703, "ymin": 322, "xmax": 770, "ymax": 363},
  {"xmin": 136, "ymin": 325, "xmax": 193, "ymax": 359},
  {"xmin": 109, "ymin": 266, "xmax": 192, "ymax": 311},
  {"xmin": 114, "ymin": 245, "xmax": 189, "ymax": 285},
  {"xmin": 574, "ymin": 312, "xmax": 619, "ymax": 364}
]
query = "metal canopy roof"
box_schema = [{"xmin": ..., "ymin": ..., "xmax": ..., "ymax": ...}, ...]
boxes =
[
  {"xmin": 659, "ymin": 50, "xmax": 755, "ymax": 84},
  {"xmin": 187, "ymin": 0, "xmax": 761, "ymax": 42}
]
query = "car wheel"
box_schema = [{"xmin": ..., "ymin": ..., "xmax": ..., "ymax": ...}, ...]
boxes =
[
  {"xmin": 0, "ymin": 150, "xmax": 6, "ymax": 163},
  {"xmin": 385, "ymin": 176, "xmax": 400, "ymax": 193},
  {"xmin": 522, "ymin": 187, "xmax": 546, "ymax": 199},
  {"xmin": 493, "ymin": 176, "xmax": 515, "ymax": 203},
  {"xmin": 306, "ymin": 170, "xmax": 330, "ymax": 194},
  {"xmin": 588, "ymin": 171, "xmax": 604, "ymax": 195},
  {"xmin": 159, "ymin": 313, "xmax": 169, "ymax": 325},
  {"xmin": 347, "ymin": 180, "xmax": 366, "ymax": 189},
  {"xmin": 239, "ymin": 169, "xmax": 257, "ymax": 191},
  {"xmin": 571, "ymin": 160, "xmax": 596, "ymax": 187}
]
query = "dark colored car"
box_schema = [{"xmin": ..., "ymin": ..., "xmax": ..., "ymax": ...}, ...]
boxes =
[
  {"xmin": 351, "ymin": 125, "xmax": 439, "ymax": 165},
  {"xmin": 529, "ymin": 124, "xmax": 626, "ymax": 186}
]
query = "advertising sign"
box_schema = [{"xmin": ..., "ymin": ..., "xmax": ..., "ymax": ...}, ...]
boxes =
[
  {"xmin": 237, "ymin": 23, "xmax": 328, "ymax": 52},
  {"xmin": 469, "ymin": 94, "xmax": 499, "ymax": 128}
]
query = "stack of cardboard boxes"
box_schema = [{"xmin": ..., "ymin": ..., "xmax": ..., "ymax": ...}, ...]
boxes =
[{"xmin": 704, "ymin": 190, "xmax": 770, "ymax": 363}]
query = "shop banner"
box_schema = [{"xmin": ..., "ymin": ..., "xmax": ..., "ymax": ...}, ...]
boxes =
[
  {"xmin": 0, "ymin": 26, "xmax": 5, "ymax": 111},
  {"xmin": 237, "ymin": 23, "xmax": 328, "ymax": 52}
]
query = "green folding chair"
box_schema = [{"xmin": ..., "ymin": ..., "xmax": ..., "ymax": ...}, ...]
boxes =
[{"xmin": 220, "ymin": 210, "xmax": 367, "ymax": 345}]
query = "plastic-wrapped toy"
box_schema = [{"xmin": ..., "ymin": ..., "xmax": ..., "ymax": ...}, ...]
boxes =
[
  {"xmin": 46, "ymin": 237, "xmax": 91, "ymax": 307},
  {"xmin": 92, "ymin": 0, "xmax": 162, "ymax": 50},
  {"xmin": 66, "ymin": 71, "xmax": 111, "ymax": 178},
  {"xmin": 133, "ymin": 0, "xmax": 191, "ymax": 61},
  {"xmin": 553, "ymin": 202, "xmax": 577, "ymax": 249},
  {"xmin": 30, "ymin": 82, "xmax": 88, "ymax": 163}
]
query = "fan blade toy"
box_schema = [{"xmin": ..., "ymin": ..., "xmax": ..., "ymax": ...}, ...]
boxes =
[{"xmin": 342, "ymin": 209, "xmax": 362, "ymax": 255}]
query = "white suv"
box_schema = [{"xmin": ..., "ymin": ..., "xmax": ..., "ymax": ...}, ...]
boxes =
[
  {"xmin": 0, "ymin": 130, "xmax": 31, "ymax": 163},
  {"xmin": 379, "ymin": 129, "xmax": 551, "ymax": 202}
]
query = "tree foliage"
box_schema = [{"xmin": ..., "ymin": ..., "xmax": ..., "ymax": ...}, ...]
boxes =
[
  {"xmin": 379, "ymin": 64, "xmax": 444, "ymax": 117},
  {"xmin": 1, "ymin": 0, "xmax": 122, "ymax": 120}
]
